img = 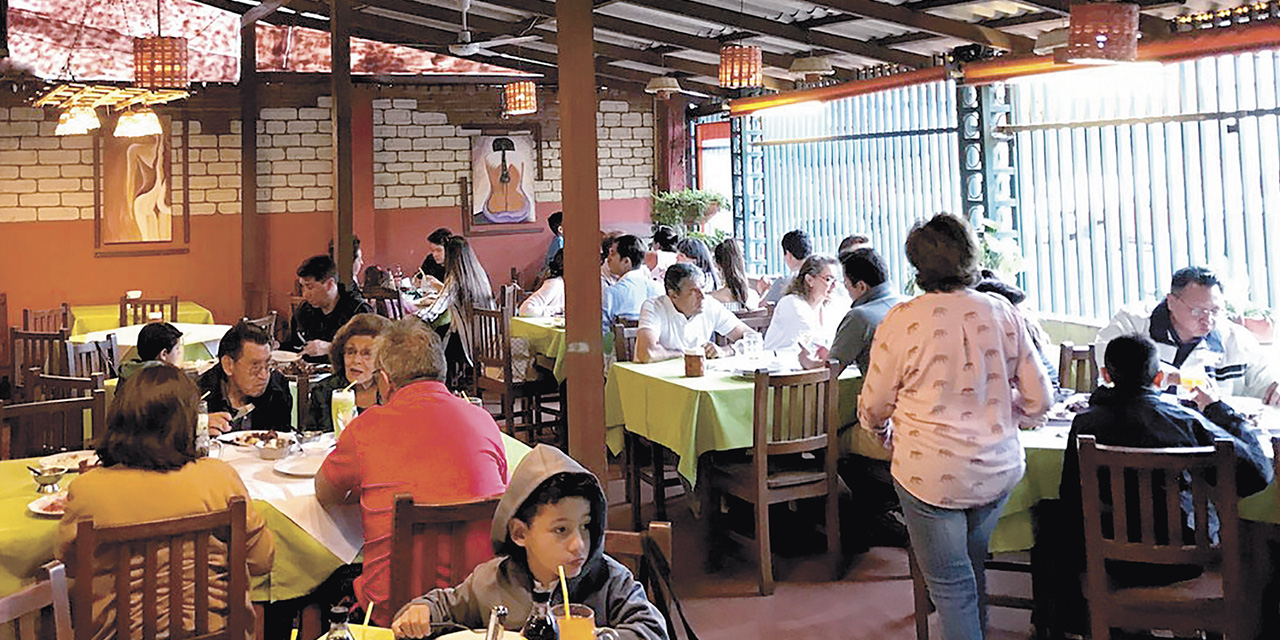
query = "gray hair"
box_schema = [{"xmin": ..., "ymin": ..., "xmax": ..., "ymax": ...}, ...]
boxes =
[
  {"xmin": 373, "ymin": 318, "xmax": 445, "ymax": 390},
  {"xmin": 664, "ymin": 262, "xmax": 701, "ymax": 295}
]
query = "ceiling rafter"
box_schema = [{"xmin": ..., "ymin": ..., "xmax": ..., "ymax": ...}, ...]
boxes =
[
  {"xmin": 489, "ymin": 42, "xmax": 726, "ymax": 95},
  {"xmin": 805, "ymin": 0, "xmax": 1035, "ymax": 52}
]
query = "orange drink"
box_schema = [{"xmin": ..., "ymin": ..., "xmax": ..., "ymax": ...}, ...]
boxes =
[{"xmin": 552, "ymin": 604, "xmax": 596, "ymax": 640}]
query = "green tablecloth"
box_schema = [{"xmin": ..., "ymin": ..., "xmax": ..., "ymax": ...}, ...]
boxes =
[
  {"xmin": 70, "ymin": 302, "xmax": 216, "ymax": 336},
  {"xmin": 0, "ymin": 436, "xmax": 532, "ymax": 601},
  {"xmin": 511, "ymin": 317, "xmax": 567, "ymax": 382}
]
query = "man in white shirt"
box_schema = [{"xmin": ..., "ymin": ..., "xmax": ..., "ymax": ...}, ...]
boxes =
[
  {"xmin": 635, "ymin": 263, "xmax": 752, "ymax": 363},
  {"xmin": 1095, "ymin": 266, "xmax": 1280, "ymax": 404},
  {"xmin": 603, "ymin": 234, "xmax": 661, "ymax": 328}
]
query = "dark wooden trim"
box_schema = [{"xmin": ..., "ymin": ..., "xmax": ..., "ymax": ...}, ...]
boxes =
[
  {"xmin": 241, "ymin": 16, "xmax": 265, "ymax": 316},
  {"xmin": 93, "ymin": 113, "xmax": 191, "ymax": 258},
  {"xmin": 458, "ymin": 177, "xmax": 543, "ymax": 237},
  {"xmin": 332, "ymin": 0, "xmax": 357, "ymax": 288},
  {"xmin": 809, "ymin": 0, "xmax": 1035, "ymax": 53},
  {"xmin": 241, "ymin": 0, "xmax": 295, "ymax": 27}
]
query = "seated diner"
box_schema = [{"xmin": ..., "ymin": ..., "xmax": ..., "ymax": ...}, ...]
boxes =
[
  {"xmin": 304, "ymin": 313, "xmax": 392, "ymax": 432},
  {"xmin": 200, "ymin": 322, "xmax": 294, "ymax": 435},
  {"xmin": 634, "ymin": 263, "xmax": 753, "ymax": 363}
]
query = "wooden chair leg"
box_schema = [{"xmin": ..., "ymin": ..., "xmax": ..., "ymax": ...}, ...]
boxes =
[
  {"xmin": 253, "ymin": 604, "xmax": 266, "ymax": 640},
  {"xmin": 651, "ymin": 441, "xmax": 667, "ymax": 521},
  {"xmin": 908, "ymin": 546, "xmax": 931, "ymax": 640},
  {"xmin": 299, "ymin": 603, "xmax": 323, "ymax": 640},
  {"xmin": 825, "ymin": 493, "xmax": 840, "ymax": 581},
  {"xmin": 756, "ymin": 498, "xmax": 773, "ymax": 596},
  {"xmin": 627, "ymin": 433, "xmax": 643, "ymax": 531}
]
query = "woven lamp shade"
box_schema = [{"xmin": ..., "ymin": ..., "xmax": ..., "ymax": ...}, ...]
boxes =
[
  {"xmin": 1064, "ymin": 2, "xmax": 1139, "ymax": 64},
  {"xmin": 503, "ymin": 81, "xmax": 537, "ymax": 116},
  {"xmin": 134, "ymin": 36, "xmax": 189, "ymax": 88},
  {"xmin": 719, "ymin": 44, "xmax": 763, "ymax": 89}
]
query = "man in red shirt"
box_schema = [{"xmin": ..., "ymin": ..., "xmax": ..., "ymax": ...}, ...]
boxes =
[{"xmin": 316, "ymin": 318, "xmax": 508, "ymax": 626}]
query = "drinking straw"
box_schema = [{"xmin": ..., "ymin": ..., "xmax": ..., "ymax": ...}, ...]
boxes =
[
  {"xmin": 361, "ymin": 603, "xmax": 374, "ymax": 638},
  {"xmin": 343, "ymin": 378, "xmax": 359, "ymax": 393},
  {"xmin": 200, "ymin": 391, "xmax": 211, "ymax": 401},
  {"xmin": 557, "ymin": 566, "xmax": 571, "ymax": 614}
]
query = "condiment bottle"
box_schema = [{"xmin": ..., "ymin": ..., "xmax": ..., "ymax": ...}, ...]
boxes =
[
  {"xmin": 195, "ymin": 401, "xmax": 210, "ymax": 458},
  {"xmin": 520, "ymin": 591, "xmax": 558, "ymax": 640},
  {"xmin": 323, "ymin": 606, "xmax": 355, "ymax": 640}
]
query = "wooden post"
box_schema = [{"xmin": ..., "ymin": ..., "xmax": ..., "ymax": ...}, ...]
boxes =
[
  {"xmin": 240, "ymin": 19, "xmax": 266, "ymax": 316},
  {"xmin": 655, "ymin": 94, "xmax": 690, "ymax": 192},
  {"xmin": 330, "ymin": 0, "xmax": 355, "ymax": 287},
  {"xmin": 557, "ymin": 0, "xmax": 606, "ymax": 480}
]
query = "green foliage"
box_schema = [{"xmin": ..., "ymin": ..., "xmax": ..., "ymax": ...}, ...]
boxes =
[
  {"xmin": 977, "ymin": 216, "xmax": 1025, "ymax": 280},
  {"xmin": 651, "ymin": 189, "xmax": 728, "ymax": 231},
  {"xmin": 687, "ymin": 229, "xmax": 728, "ymax": 247}
]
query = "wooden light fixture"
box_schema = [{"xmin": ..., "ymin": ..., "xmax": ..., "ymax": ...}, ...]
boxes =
[
  {"xmin": 1064, "ymin": 2, "xmax": 1140, "ymax": 63},
  {"xmin": 134, "ymin": 36, "xmax": 189, "ymax": 89},
  {"xmin": 644, "ymin": 76, "xmax": 683, "ymax": 99},
  {"xmin": 719, "ymin": 44, "xmax": 763, "ymax": 89},
  {"xmin": 503, "ymin": 81, "xmax": 537, "ymax": 116}
]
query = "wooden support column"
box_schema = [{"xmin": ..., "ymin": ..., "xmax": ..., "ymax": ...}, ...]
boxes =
[
  {"xmin": 557, "ymin": 0, "xmax": 606, "ymax": 480},
  {"xmin": 240, "ymin": 20, "xmax": 267, "ymax": 316},
  {"xmin": 331, "ymin": 0, "xmax": 355, "ymax": 287},
  {"xmin": 655, "ymin": 95, "xmax": 690, "ymax": 192}
]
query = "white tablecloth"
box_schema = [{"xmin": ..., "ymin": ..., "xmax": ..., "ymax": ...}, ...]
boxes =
[
  {"xmin": 71, "ymin": 322, "xmax": 232, "ymax": 364},
  {"xmin": 217, "ymin": 435, "xmax": 364, "ymax": 563}
]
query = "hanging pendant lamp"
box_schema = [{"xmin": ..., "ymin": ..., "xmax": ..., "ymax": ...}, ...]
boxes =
[
  {"xmin": 719, "ymin": 43, "xmax": 763, "ymax": 89},
  {"xmin": 1063, "ymin": 2, "xmax": 1140, "ymax": 64},
  {"xmin": 503, "ymin": 81, "xmax": 537, "ymax": 116}
]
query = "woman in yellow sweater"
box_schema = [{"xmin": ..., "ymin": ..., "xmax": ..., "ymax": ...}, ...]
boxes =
[{"xmin": 56, "ymin": 365, "xmax": 275, "ymax": 640}]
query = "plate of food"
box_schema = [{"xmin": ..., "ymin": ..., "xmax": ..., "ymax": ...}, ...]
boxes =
[
  {"xmin": 38, "ymin": 450, "xmax": 99, "ymax": 472},
  {"xmin": 217, "ymin": 430, "xmax": 294, "ymax": 447},
  {"xmin": 273, "ymin": 454, "xmax": 326, "ymax": 478},
  {"xmin": 28, "ymin": 491, "xmax": 69, "ymax": 517},
  {"xmin": 271, "ymin": 350, "xmax": 302, "ymax": 364}
]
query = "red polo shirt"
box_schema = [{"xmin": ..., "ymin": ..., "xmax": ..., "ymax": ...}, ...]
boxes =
[{"xmin": 318, "ymin": 380, "xmax": 508, "ymax": 625}]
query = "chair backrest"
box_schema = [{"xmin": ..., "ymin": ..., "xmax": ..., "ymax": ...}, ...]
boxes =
[
  {"xmin": 24, "ymin": 368, "xmax": 104, "ymax": 402},
  {"xmin": 1077, "ymin": 435, "xmax": 1240, "ymax": 602},
  {"xmin": 1058, "ymin": 341, "xmax": 1098, "ymax": 392},
  {"xmin": 470, "ymin": 304, "xmax": 513, "ymax": 385},
  {"xmin": 293, "ymin": 364, "xmax": 313, "ymax": 430},
  {"xmin": 241, "ymin": 312, "xmax": 278, "ymax": 343},
  {"xmin": 389, "ymin": 494, "xmax": 501, "ymax": 616},
  {"xmin": 611, "ymin": 321, "xmax": 640, "ymax": 363},
  {"xmin": 0, "ymin": 389, "xmax": 106, "ymax": 459},
  {"xmin": 119, "ymin": 295, "xmax": 178, "ymax": 327},
  {"xmin": 735, "ymin": 306, "xmax": 772, "ymax": 334},
  {"xmin": 752, "ymin": 364, "xmax": 838, "ymax": 454},
  {"xmin": 0, "ymin": 561, "xmax": 72, "ymax": 640},
  {"xmin": 11, "ymin": 328, "xmax": 70, "ymax": 388},
  {"xmin": 499, "ymin": 284, "xmax": 523, "ymax": 311},
  {"xmin": 72, "ymin": 496, "xmax": 250, "ymax": 640},
  {"xmin": 363, "ymin": 289, "xmax": 406, "ymax": 321},
  {"xmin": 68, "ymin": 334, "xmax": 119, "ymax": 379},
  {"xmin": 0, "ymin": 293, "xmax": 9, "ymax": 388},
  {"xmin": 604, "ymin": 522, "xmax": 691, "ymax": 640},
  {"xmin": 23, "ymin": 303, "xmax": 71, "ymax": 333}
]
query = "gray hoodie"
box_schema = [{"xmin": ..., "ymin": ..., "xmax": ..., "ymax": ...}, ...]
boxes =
[{"xmin": 400, "ymin": 445, "xmax": 669, "ymax": 640}]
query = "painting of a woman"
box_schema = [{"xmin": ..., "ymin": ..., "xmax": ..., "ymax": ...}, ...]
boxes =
[
  {"xmin": 470, "ymin": 134, "xmax": 536, "ymax": 225},
  {"xmin": 102, "ymin": 130, "xmax": 172, "ymax": 244}
]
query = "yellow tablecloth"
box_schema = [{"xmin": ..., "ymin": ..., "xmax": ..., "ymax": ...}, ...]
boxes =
[
  {"xmin": 70, "ymin": 302, "xmax": 215, "ymax": 336},
  {"xmin": 70, "ymin": 322, "xmax": 230, "ymax": 364},
  {"xmin": 511, "ymin": 317, "xmax": 567, "ymax": 382},
  {"xmin": 0, "ymin": 436, "xmax": 532, "ymax": 601}
]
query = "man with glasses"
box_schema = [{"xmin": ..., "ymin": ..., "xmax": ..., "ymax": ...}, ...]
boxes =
[
  {"xmin": 200, "ymin": 322, "xmax": 294, "ymax": 434},
  {"xmin": 1095, "ymin": 266, "xmax": 1280, "ymax": 404}
]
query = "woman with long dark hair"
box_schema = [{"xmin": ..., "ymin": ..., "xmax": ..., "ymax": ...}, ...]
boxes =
[
  {"xmin": 675, "ymin": 237, "xmax": 720, "ymax": 292},
  {"xmin": 416, "ymin": 236, "xmax": 496, "ymax": 387},
  {"xmin": 56, "ymin": 365, "xmax": 275, "ymax": 640},
  {"xmin": 710, "ymin": 238, "xmax": 760, "ymax": 312}
]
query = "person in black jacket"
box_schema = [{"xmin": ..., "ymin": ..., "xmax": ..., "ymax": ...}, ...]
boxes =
[
  {"xmin": 1057, "ymin": 333, "xmax": 1271, "ymax": 591},
  {"xmin": 199, "ymin": 322, "xmax": 294, "ymax": 434},
  {"xmin": 281, "ymin": 254, "xmax": 372, "ymax": 363}
]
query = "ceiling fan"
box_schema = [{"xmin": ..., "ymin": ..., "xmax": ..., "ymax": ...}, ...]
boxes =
[{"xmin": 447, "ymin": 0, "xmax": 540, "ymax": 57}]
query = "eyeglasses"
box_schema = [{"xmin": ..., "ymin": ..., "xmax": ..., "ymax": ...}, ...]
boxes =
[
  {"xmin": 1171, "ymin": 291, "xmax": 1223, "ymax": 320},
  {"xmin": 344, "ymin": 347, "xmax": 375, "ymax": 359},
  {"xmin": 813, "ymin": 274, "xmax": 838, "ymax": 284}
]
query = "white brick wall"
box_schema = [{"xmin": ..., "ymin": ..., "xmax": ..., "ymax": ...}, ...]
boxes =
[
  {"xmin": 371, "ymin": 96, "xmax": 655, "ymax": 211},
  {"xmin": 256, "ymin": 97, "xmax": 334, "ymax": 214}
]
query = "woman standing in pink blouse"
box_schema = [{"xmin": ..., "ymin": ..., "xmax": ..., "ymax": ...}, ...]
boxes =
[{"xmin": 858, "ymin": 213, "xmax": 1052, "ymax": 640}]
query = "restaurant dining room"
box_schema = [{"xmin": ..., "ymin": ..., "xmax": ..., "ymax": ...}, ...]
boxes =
[{"xmin": 4, "ymin": 0, "xmax": 1280, "ymax": 638}]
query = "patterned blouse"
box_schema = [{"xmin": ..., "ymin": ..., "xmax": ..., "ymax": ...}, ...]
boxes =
[{"xmin": 858, "ymin": 289, "xmax": 1053, "ymax": 508}]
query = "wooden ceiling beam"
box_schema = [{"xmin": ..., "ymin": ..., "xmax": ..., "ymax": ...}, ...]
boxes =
[
  {"xmin": 490, "ymin": 43, "xmax": 725, "ymax": 95},
  {"xmin": 806, "ymin": 0, "xmax": 1035, "ymax": 53},
  {"xmin": 616, "ymin": 0, "xmax": 932, "ymax": 67},
  {"xmin": 1015, "ymin": 0, "xmax": 1172, "ymax": 35}
]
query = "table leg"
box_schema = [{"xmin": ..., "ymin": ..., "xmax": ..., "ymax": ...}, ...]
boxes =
[
  {"xmin": 652, "ymin": 440, "xmax": 667, "ymax": 521},
  {"xmin": 626, "ymin": 432, "xmax": 642, "ymax": 531}
]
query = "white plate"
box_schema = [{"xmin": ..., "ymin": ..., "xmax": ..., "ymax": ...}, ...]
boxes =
[
  {"xmin": 38, "ymin": 450, "xmax": 99, "ymax": 471},
  {"xmin": 435, "ymin": 631, "xmax": 521, "ymax": 640},
  {"xmin": 273, "ymin": 454, "xmax": 326, "ymax": 478},
  {"xmin": 28, "ymin": 492, "xmax": 68, "ymax": 517},
  {"xmin": 217, "ymin": 430, "xmax": 295, "ymax": 447},
  {"xmin": 271, "ymin": 350, "xmax": 302, "ymax": 363}
]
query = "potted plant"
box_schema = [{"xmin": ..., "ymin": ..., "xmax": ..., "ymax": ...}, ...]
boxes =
[
  {"xmin": 651, "ymin": 189, "xmax": 728, "ymax": 234},
  {"xmin": 1237, "ymin": 305, "xmax": 1274, "ymax": 343}
]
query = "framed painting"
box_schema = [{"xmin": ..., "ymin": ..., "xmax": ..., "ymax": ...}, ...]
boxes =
[
  {"xmin": 94, "ymin": 111, "xmax": 190, "ymax": 256},
  {"xmin": 465, "ymin": 131, "xmax": 542, "ymax": 236}
]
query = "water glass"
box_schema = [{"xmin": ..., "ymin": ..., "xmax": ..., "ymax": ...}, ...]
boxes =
[{"xmin": 331, "ymin": 390, "xmax": 357, "ymax": 438}]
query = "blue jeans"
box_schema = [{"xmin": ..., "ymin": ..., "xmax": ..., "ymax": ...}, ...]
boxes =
[{"xmin": 895, "ymin": 482, "xmax": 1010, "ymax": 640}]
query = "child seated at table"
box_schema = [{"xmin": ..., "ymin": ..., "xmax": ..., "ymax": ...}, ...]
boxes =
[{"xmin": 390, "ymin": 445, "xmax": 669, "ymax": 640}]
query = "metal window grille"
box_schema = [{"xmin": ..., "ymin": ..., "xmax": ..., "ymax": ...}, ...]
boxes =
[
  {"xmin": 756, "ymin": 80, "xmax": 962, "ymax": 289},
  {"xmin": 1010, "ymin": 49, "xmax": 1280, "ymax": 320}
]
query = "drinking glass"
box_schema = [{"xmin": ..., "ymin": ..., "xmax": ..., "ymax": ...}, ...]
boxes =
[
  {"xmin": 331, "ymin": 389, "xmax": 357, "ymax": 438},
  {"xmin": 552, "ymin": 604, "xmax": 618, "ymax": 640},
  {"xmin": 1178, "ymin": 363, "xmax": 1209, "ymax": 398}
]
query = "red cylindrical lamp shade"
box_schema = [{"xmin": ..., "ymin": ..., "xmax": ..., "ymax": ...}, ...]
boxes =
[
  {"xmin": 134, "ymin": 36, "xmax": 189, "ymax": 88},
  {"xmin": 503, "ymin": 81, "xmax": 538, "ymax": 116},
  {"xmin": 1064, "ymin": 3, "xmax": 1140, "ymax": 63},
  {"xmin": 719, "ymin": 44, "xmax": 763, "ymax": 89}
]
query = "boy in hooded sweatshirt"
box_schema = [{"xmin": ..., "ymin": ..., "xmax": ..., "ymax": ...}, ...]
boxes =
[{"xmin": 390, "ymin": 445, "xmax": 669, "ymax": 640}]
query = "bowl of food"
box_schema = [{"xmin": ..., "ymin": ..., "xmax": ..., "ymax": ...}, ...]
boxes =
[
  {"xmin": 31, "ymin": 466, "xmax": 68, "ymax": 494},
  {"xmin": 255, "ymin": 437, "xmax": 294, "ymax": 460}
]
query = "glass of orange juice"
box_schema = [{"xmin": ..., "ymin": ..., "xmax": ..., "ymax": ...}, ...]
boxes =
[{"xmin": 552, "ymin": 604, "xmax": 617, "ymax": 640}]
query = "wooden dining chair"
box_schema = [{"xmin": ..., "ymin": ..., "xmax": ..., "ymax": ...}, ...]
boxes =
[
  {"xmin": 0, "ymin": 293, "xmax": 10, "ymax": 392},
  {"xmin": 388, "ymin": 494, "xmax": 501, "ymax": 617},
  {"xmin": 1058, "ymin": 341, "xmax": 1098, "ymax": 392},
  {"xmin": 24, "ymin": 368, "xmax": 104, "ymax": 401},
  {"xmin": 1078, "ymin": 435, "xmax": 1253, "ymax": 640},
  {"xmin": 471, "ymin": 302, "xmax": 560, "ymax": 444},
  {"xmin": 22, "ymin": 303, "xmax": 71, "ymax": 333},
  {"xmin": 611, "ymin": 320, "xmax": 640, "ymax": 364},
  {"xmin": 734, "ymin": 306, "xmax": 772, "ymax": 335},
  {"xmin": 604, "ymin": 522, "xmax": 696, "ymax": 640},
  {"xmin": 0, "ymin": 388, "xmax": 106, "ymax": 459},
  {"xmin": 10, "ymin": 328, "xmax": 70, "ymax": 400},
  {"xmin": 72, "ymin": 496, "xmax": 252, "ymax": 640},
  {"xmin": 241, "ymin": 312, "xmax": 279, "ymax": 345},
  {"xmin": 118, "ymin": 295, "xmax": 178, "ymax": 327},
  {"xmin": 0, "ymin": 561, "xmax": 72, "ymax": 640},
  {"xmin": 67, "ymin": 334, "xmax": 119, "ymax": 379},
  {"xmin": 363, "ymin": 289, "xmax": 406, "ymax": 321},
  {"xmin": 706, "ymin": 364, "xmax": 840, "ymax": 595}
]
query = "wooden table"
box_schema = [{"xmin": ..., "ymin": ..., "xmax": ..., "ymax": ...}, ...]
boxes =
[
  {"xmin": 70, "ymin": 322, "xmax": 231, "ymax": 363},
  {"xmin": 69, "ymin": 302, "xmax": 215, "ymax": 336}
]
